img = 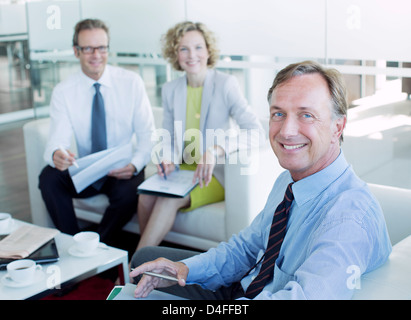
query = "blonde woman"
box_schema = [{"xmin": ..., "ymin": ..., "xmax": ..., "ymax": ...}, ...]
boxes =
[{"xmin": 135, "ymin": 21, "xmax": 265, "ymax": 250}]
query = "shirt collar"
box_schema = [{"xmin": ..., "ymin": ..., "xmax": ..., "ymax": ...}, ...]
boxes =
[
  {"xmin": 79, "ymin": 64, "xmax": 112, "ymax": 89},
  {"xmin": 292, "ymin": 150, "xmax": 349, "ymax": 207}
]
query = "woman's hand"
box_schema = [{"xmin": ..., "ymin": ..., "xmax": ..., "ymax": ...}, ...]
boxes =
[
  {"xmin": 194, "ymin": 149, "xmax": 216, "ymax": 188},
  {"xmin": 157, "ymin": 161, "xmax": 176, "ymax": 179}
]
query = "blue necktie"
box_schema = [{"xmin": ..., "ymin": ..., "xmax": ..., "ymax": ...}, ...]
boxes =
[
  {"xmin": 91, "ymin": 83, "xmax": 107, "ymax": 190},
  {"xmin": 91, "ymin": 83, "xmax": 107, "ymax": 153}
]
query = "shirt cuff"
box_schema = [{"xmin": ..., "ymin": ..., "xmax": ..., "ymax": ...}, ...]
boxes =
[{"xmin": 180, "ymin": 256, "xmax": 204, "ymax": 283}]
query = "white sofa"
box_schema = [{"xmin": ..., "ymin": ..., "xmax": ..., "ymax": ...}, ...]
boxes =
[{"xmin": 23, "ymin": 107, "xmax": 280, "ymax": 251}]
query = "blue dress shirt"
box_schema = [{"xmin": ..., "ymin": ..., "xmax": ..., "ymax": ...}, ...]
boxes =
[{"xmin": 183, "ymin": 151, "xmax": 392, "ymax": 299}]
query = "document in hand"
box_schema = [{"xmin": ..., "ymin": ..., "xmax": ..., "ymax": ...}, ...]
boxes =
[
  {"xmin": 68, "ymin": 143, "xmax": 132, "ymax": 193},
  {"xmin": 137, "ymin": 170, "xmax": 198, "ymax": 198}
]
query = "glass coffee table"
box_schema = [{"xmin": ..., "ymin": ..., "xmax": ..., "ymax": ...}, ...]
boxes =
[{"xmin": 0, "ymin": 220, "xmax": 129, "ymax": 300}]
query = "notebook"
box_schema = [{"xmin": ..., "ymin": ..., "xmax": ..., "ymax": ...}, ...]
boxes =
[{"xmin": 137, "ymin": 170, "xmax": 198, "ymax": 198}]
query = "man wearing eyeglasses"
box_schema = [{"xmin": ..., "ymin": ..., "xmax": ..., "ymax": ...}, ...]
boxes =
[{"xmin": 39, "ymin": 19, "xmax": 155, "ymax": 248}]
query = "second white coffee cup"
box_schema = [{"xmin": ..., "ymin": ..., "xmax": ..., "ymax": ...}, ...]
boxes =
[{"xmin": 73, "ymin": 231, "xmax": 100, "ymax": 254}]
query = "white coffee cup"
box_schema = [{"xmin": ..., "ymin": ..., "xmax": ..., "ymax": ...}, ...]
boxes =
[
  {"xmin": 73, "ymin": 231, "xmax": 100, "ymax": 254},
  {"xmin": 0, "ymin": 213, "xmax": 12, "ymax": 234},
  {"xmin": 7, "ymin": 259, "xmax": 42, "ymax": 284}
]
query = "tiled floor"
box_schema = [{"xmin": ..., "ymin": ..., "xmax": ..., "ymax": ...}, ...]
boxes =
[
  {"xmin": 0, "ymin": 46, "xmax": 32, "ymax": 222},
  {"xmin": 0, "ymin": 119, "xmax": 31, "ymax": 222}
]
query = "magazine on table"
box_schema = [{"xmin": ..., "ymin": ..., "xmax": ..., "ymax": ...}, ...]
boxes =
[{"xmin": 0, "ymin": 224, "xmax": 59, "ymax": 260}]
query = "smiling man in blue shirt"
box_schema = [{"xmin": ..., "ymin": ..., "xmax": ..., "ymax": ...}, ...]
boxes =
[{"xmin": 130, "ymin": 61, "xmax": 392, "ymax": 300}]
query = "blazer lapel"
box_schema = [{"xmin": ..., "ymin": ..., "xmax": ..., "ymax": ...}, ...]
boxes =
[
  {"xmin": 199, "ymin": 69, "xmax": 215, "ymax": 134},
  {"xmin": 173, "ymin": 75, "xmax": 187, "ymax": 161}
]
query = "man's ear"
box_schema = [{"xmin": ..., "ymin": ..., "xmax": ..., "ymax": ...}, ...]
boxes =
[
  {"xmin": 333, "ymin": 115, "xmax": 346, "ymax": 143},
  {"xmin": 73, "ymin": 46, "xmax": 80, "ymax": 58}
]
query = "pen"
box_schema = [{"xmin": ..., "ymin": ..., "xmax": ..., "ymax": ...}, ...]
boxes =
[
  {"xmin": 142, "ymin": 271, "xmax": 178, "ymax": 282},
  {"xmin": 155, "ymin": 152, "xmax": 167, "ymax": 180},
  {"xmin": 59, "ymin": 146, "xmax": 79, "ymax": 168},
  {"xmin": 130, "ymin": 268, "xmax": 179, "ymax": 282}
]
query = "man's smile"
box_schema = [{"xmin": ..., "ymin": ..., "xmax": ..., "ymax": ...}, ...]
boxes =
[{"xmin": 282, "ymin": 143, "xmax": 306, "ymax": 150}]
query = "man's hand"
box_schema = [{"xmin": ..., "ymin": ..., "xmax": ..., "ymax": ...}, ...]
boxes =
[
  {"xmin": 53, "ymin": 148, "xmax": 76, "ymax": 171},
  {"xmin": 108, "ymin": 163, "xmax": 136, "ymax": 180},
  {"xmin": 130, "ymin": 257, "xmax": 188, "ymax": 299}
]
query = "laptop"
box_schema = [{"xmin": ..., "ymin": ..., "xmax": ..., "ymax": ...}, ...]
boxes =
[{"xmin": 0, "ymin": 236, "xmax": 59, "ymax": 270}]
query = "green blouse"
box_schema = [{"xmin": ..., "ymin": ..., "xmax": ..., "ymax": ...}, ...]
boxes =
[{"xmin": 184, "ymin": 85, "xmax": 203, "ymax": 165}]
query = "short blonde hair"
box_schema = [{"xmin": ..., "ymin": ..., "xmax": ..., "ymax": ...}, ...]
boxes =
[
  {"xmin": 73, "ymin": 19, "xmax": 109, "ymax": 46},
  {"xmin": 161, "ymin": 21, "xmax": 219, "ymax": 71}
]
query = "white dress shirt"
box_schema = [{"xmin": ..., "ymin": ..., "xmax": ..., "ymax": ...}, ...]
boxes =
[{"xmin": 43, "ymin": 64, "xmax": 155, "ymax": 173}]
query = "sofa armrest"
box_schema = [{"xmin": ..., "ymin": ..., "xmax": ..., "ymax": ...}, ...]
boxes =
[
  {"xmin": 224, "ymin": 144, "xmax": 283, "ymax": 238},
  {"xmin": 23, "ymin": 118, "xmax": 55, "ymax": 227},
  {"xmin": 352, "ymin": 235, "xmax": 411, "ymax": 300},
  {"xmin": 368, "ymin": 183, "xmax": 411, "ymax": 245}
]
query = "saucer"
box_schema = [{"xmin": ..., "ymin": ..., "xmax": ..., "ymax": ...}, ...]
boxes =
[
  {"xmin": 68, "ymin": 243, "xmax": 108, "ymax": 258},
  {"xmin": 1, "ymin": 270, "xmax": 45, "ymax": 288}
]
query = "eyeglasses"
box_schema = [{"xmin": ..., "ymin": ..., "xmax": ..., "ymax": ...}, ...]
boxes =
[{"xmin": 75, "ymin": 46, "xmax": 109, "ymax": 54}]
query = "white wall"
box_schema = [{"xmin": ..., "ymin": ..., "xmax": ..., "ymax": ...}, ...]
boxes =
[
  {"xmin": 186, "ymin": 0, "xmax": 326, "ymax": 57},
  {"xmin": 0, "ymin": 2, "xmax": 27, "ymax": 36},
  {"xmin": 24, "ymin": 0, "xmax": 411, "ymax": 61},
  {"xmin": 327, "ymin": 0, "xmax": 411, "ymax": 61},
  {"xmin": 26, "ymin": 0, "xmax": 80, "ymax": 51},
  {"xmin": 80, "ymin": 0, "xmax": 186, "ymax": 54}
]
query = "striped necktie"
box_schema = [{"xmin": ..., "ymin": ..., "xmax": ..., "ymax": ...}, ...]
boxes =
[{"xmin": 244, "ymin": 182, "xmax": 294, "ymax": 299}]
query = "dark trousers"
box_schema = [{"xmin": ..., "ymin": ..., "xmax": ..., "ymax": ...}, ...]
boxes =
[
  {"xmin": 130, "ymin": 246, "xmax": 236, "ymax": 300},
  {"xmin": 38, "ymin": 165, "xmax": 144, "ymax": 246}
]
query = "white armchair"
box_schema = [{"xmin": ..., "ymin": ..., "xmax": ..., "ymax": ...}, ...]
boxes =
[
  {"xmin": 23, "ymin": 107, "xmax": 280, "ymax": 251},
  {"xmin": 352, "ymin": 184, "xmax": 411, "ymax": 299}
]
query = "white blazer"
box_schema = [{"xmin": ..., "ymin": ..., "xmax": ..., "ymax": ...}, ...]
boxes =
[{"xmin": 160, "ymin": 69, "xmax": 265, "ymax": 186}]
